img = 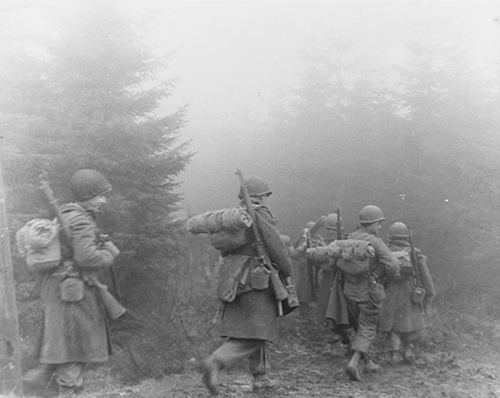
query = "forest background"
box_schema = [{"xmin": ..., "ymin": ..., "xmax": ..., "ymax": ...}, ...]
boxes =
[{"xmin": 1, "ymin": 0, "xmax": 500, "ymax": 385}]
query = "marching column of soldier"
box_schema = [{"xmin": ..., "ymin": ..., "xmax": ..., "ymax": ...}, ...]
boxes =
[{"xmin": 16, "ymin": 169, "xmax": 435, "ymax": 397}]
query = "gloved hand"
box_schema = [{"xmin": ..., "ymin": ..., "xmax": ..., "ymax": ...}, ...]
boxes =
[{"xmin": 102, "ymin": 241, "xmax": 120, "ymax": 258}]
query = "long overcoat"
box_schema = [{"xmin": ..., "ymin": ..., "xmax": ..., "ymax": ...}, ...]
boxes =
[
  {"xmin": 218, "ymin": 205, "xmax": 293, "ymax": 343},
  {"xmin": 288, "ymin": 235, "xmax": 324, "ymax": 304},
  {"xmin": 378, "ymin": 240, "xmax": 436, "ymax": 333},
  {"xmin": 37, "ymin": 202, "xmax": 118, "ymax": 364}
]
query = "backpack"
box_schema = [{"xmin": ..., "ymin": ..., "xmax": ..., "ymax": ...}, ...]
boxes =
[
  {"xmin": 391, "ymin": 249, "xmax": 414, "ymax": 277},
  {"xmin": 187, "ymin": 207, "xmax": 251, "ymax": 252},
  {"xmin": 208, "ymin": 229, "xmax": 249, "ymax": 252},
  {"xmin": 335, "ymin": 239, "xmax": 375, "ymax": 275},
  {"xmin": 16, "ymin": 218, "xmax": 61, "ymax": 271}
]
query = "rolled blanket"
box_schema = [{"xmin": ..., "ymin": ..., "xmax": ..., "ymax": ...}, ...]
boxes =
[
  {"xmin": 186, "ymin": 207, "xmax": 252, "ymax": 234},
  {"xmin": 16, "ymin": 218, "xmax": 59, "ymax": 256},
  {"xmin": 307, "ymin": 239, "xmax": 375, "ymax": 262}
]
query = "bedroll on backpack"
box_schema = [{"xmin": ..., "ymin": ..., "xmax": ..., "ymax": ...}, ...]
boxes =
[
  {"xmin": 188, "ymin": 207, "xmax": 252, "ymax": 252},
  {"xmin": 209, "ymin": 229, "xmax": 249, "ymax": 252},
  {"xmin": 186, "ymin": 207, "xmax": 252, "ymax": 234},
  {"xmin": 335, "ymin": 240, "xmax": 375, "ymax": 275},
  {"xmin": 16, "ymin": 218, "xmax": 61, "ymax": 271}
]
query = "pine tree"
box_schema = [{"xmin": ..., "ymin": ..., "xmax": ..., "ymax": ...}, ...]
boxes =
[
  {"xmin": 1, "ymin": 2, "xmax": 190, "ymax": 260},
  {"xmin": 0, "ymin": 2, "xmax": 192, "ymax": 377}
]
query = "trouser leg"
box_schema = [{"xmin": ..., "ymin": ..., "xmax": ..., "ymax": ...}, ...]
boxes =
[
  {"xmin": 351, "ymin": 300, "xmax": 380, "ymax": 354},
  {"xmin": 208, "ymin": 338, "xmax": 263, "ymax": 371},
  {"xmin": 248, "ymin": 342, "xmax": 267, "ymax": 377}
]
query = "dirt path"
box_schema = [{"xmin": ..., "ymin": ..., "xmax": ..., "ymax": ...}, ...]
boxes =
[{"xmin": 79, "ymin": 309, "xmax": 500, "ymax": 398}]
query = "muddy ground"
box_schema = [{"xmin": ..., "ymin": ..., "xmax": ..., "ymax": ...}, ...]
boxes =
[{"xmin": 66, "ymin": 302, "xmax": 500, "ymax": 398}]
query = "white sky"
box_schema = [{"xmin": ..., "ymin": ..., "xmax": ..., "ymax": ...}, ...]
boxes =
[{"xmin": 2, "ymin": 1, "xmax": 500, "ymax": 205}]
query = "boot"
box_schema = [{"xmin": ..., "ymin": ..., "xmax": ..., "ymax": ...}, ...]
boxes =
[
  {"xmin": 403, "ymin": 344, "xmax": 415, "ymax": 363},
  {"xmin": 345, "ymin": 351, "xmax": 362, "ymax": 381},
  {"xmin": 252, "ymin": 374, "xmax": 276, "ymax": 392},
  {"xmin": 201, "ymin": 358, "xmax": 220, "ymax": 396}
]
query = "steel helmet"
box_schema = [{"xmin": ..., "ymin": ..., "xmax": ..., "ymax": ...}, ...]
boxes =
[
  {"xmin": 388, "ymin": 222, "xmax": 410, "ymax": 239},
  {"xmin": 359, "ymin": 205, "xmax": 386, "ymax": 225},
  {"xmin": 237, "ymin": 177, "xmax": 272, "ymax": 199},
  {"xmin": 70, "ymin": 169, "xmax": 112, "ymax": 201},
  {"xmin": 324, "ymin": 213, "xmax": 341, "ymax": 230}
]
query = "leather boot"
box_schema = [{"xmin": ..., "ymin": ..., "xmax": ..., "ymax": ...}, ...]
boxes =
[
  {"xmin": 201, "ymin": 358, "xmax": 220, "ymax": 396},
  {"xmin": 345, "ymin": 351, "xmax": 362, "ymax": 381}
]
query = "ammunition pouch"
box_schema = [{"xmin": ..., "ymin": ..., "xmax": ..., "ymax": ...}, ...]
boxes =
[{"xmin": 217, "ymin": 255, "xmax": 256, "ymax": 302}]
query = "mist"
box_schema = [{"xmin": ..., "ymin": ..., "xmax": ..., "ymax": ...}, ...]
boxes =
[{"xmin": 2, "ymin": 0, "xmax": 500, "ymax": 287}]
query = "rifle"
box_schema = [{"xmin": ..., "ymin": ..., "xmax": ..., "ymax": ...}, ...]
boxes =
[
  {"xmin": 39, "ymin": 171, "xmax": 126, "ymax": 320},
  {"xmin": 336, "ymin": 207, "xmax": 342, "ymax": 241},
  {"xmin": 235, "ymin": 169, "xmax": 293, "ymax": 316},
  {"xmin": 303, "ymin": 227, "xmax": 318, "ymax": 301},
  {"xmin": 408, "ymin": 228, "xmax": 426, "ymax": 309},
  {"xmin": 98, "ymin": 233, "xmax": 121, "ymax": 300},
  {"xmin": 398, "ymin": 194, "xmax": 426, "ymax": 311},
  {"xmin": 39, "ymin": 171, "xmax": 73, "ymax": 250}
]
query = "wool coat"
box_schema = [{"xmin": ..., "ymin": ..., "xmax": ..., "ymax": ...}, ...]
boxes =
[
  {"xmin": 378, "ymin": 240, "xmax": 436, "ymax": 334},
  {"xmin": 37, "ymin": 202, "xmax": 118, "ymax": 364},
  {"xmin": 218, "ymin": 204, "xmax": 293, "ymax": 343}
]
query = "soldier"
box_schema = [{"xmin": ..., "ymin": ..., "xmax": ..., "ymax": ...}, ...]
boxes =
[
  {"xmin": 316, "ymin": 213, "xmax": 341, "ymax": 325},
  {"xmin": 201, "ymin": 177, "xmax": 293, "ymax": 396},
  {"xmin": 22, "ymin": 169, "xmax": 121, "ymax": 396},
  {"xmin": 379, "ymin": 222, "xmax": 436, "ymax": 364},
  {"xmin": 323, "ymin": 213, "xmax": 352, "ymax": 344},
  {"xmin": 288, "ymin": 221, "xmax": 325, "ymax": 309},
  {"xmin": 344, "ymin": 205, "xmax": 400, "ymax": 381}
]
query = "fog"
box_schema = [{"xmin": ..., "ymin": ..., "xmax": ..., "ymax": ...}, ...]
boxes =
[{"xmin": 2, "ymin": 0, "xmax": 500, "ymax": 237}]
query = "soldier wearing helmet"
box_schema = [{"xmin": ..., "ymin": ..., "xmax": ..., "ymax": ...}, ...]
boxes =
[
  {"xmin": 343, "ymin": 205, "xmax": 400, "ymax": 381},
  {"xmin": 379, "ymin": 222, "xmax": 436, "ymax": 365},
  {"xmin": 288, "ymin": 220, "xmax": 325, "ymax": 309},
  {"xmin": 322, "ymin": 212, "xmax": 352, "ymax": 346},
  {"xmin": 23, "ymin": 169, "xmax": 121, "ymax": 396},
  {"xmin": 313, "ymin": 213, "xmax": 342, "ymax": 326},
  {"xmin": 238, "ymin": 177, "xmax": 272, "ymax": 203},
  {"xmin": 201, "ymin": 175, "xmax": 293, "ymax": 395},
  {"xmin": 323, "ymin": 212, "xmax": 342, "ymax": 242}
]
